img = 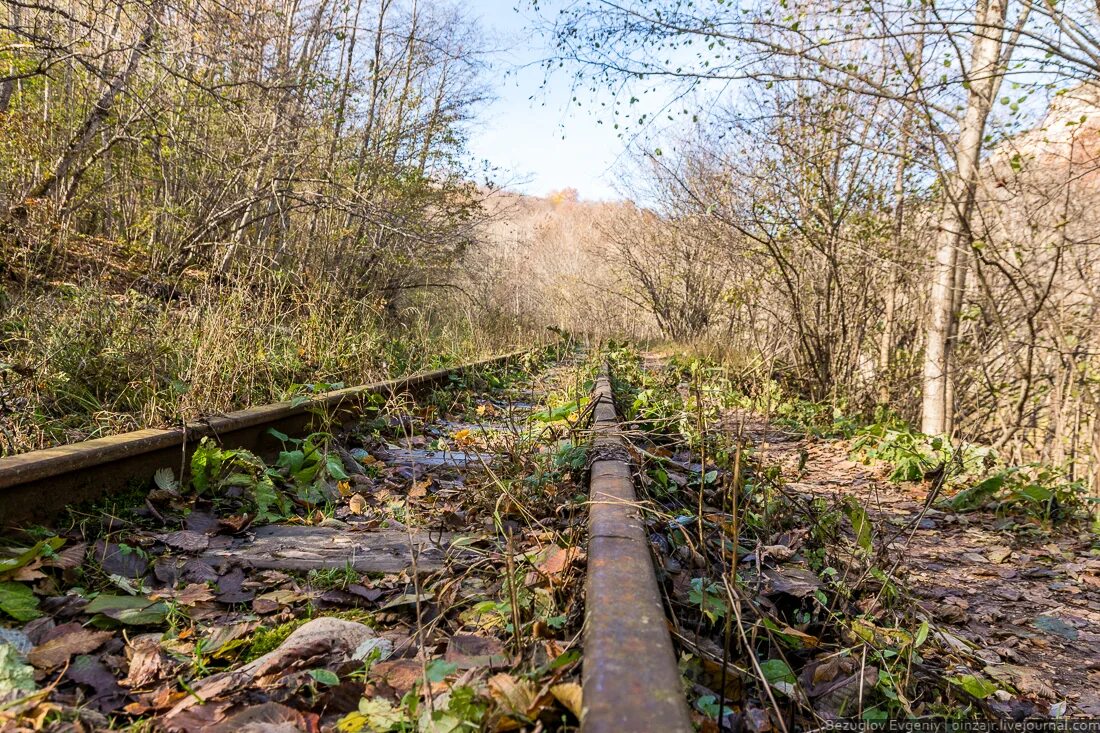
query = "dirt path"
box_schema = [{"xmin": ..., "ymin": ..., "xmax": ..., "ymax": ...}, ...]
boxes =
[{"xmin": 735, "ymin": 413, "xmax": 1100, "ymax": 717}]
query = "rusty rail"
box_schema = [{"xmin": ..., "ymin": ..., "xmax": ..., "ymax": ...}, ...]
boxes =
[
  {"xmin": 582, "ymin": 367, "xmax": 692, "ymax": 733},
  {"xmin": 0, "ymin": 350, "xmax": 533, "ymax": 524}
]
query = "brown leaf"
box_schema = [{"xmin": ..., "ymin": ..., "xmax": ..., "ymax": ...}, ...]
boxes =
[
  {"xmin": 535, "ymin": 545, "xmax": 583, "ymax": 578},
  {"xmin": 43, "ymin": 542, "xmax": 88, "ymax": 569},
  {"xmin": 984, "ymin": 664, "xmax": 1058, "ymax": 699},
  {"xmin": 207, "ymin": 701, "xmax": 320, "ymax": 733},
  {"xmin": 371, "ymin": 658, "xmax": 424, "ymax": 697},
  {"xmin": 94, "ymin": 540, "xmax": 148, "ymax": 579},
  {"xmin": 776, "ymin": 625, "xmax": 820, "ymax": 648},
  {"xmin": 349, "ymin": 493, "xmax": 368, "ymax": 515},
  {"xmin": 408, "ymin": 479, "xmax": 432, "ymax": 498},
  {"xmin": 123, "ymin": 634, "xmax": 177, "ymax": 689},
  {"xmin": 813, "ymin": 666, "xmax": 879, "ymax": 719},
  {"xmin": 204, "ymin": 621, "xmax": 258, "ymax": 655},
  {"xmin": 152, "ymin": 582, "xmax": 216, "ymax": 606},
  {"xmin": 66, "ymin": 654, "xmax": 127, "ymax": 713},
  {"xmin": 10, "ymin": 560, "xmax": 47, "ymax": 581},
  {"xmin": 177, "ymin": 583, "xmax": 216, "ymax": 606},
  {"xmin": 220, "ymin": 514, "xmax": 253, "ymax": 533},
  {"xmin": 761, "ymin": 565, "xmax": 821, "ymax": 598},
  {"xmin": 445, "ymin": 634, "xmax": 507, "ymax": 669},
  {"xmin": 158, "ymin": 531, "xmax": 210, "ymax": 554},
  {"xmin": 27, "ymin": 628, "xmax": 114, "ymax": 670},
  {"xmin": 488, "ymin": 673, "xmax": 538, "ymax": 717},
  {"xmin": 165, "ymin": 618, "xmax": 377, "ymax": 720},
  {"xmin": 253, "ymin": 589, "xmax": 306, "ymax": 608}
]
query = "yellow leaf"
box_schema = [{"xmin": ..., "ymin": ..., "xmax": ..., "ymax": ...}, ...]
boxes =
[
  {"xmin": 453, "ymin": 428, "xmax": 472, "ymax": 442},
  {"xmin": 550, "ymin": 682, "xmax": 583, "ymax": 719},
  {"xmin": 337, "ymin": 480, "xmax": 352, "ymax": 497},
  {"xmin": 409, "ymin": 479, "xmax": 431, "ymax": 498}
]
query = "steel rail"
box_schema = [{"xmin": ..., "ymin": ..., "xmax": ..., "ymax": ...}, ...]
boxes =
[
  {"xmin": 0, "ymin": 349, "xmax": 531, "ymax": 524},
  {"xmin": 581, "ymin": 366, "xmax": 693, "ymax": 733}
]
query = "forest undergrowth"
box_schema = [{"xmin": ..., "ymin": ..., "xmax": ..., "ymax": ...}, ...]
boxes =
[
  {"xmin": 606, "ymin": 344, "xmax": 1098, "ymax": 727},
  {"xmin": 0, "ymin": 347, "xmax": 594, "ymax": 731},
  {"xmin": 0, "ymin": 275, "xmax": 542, "ymax": 456}
]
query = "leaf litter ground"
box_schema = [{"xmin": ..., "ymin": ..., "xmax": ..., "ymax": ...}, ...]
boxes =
[
  {"xmin": 0, "ymin": 350, "xmax": 592, "ymax": 731},
  {"xmin": 609, "ymin": 348, "xmax": 1098, "ymax": 730}
]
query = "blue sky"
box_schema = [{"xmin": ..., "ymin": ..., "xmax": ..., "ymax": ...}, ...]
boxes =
[{"xmin": 463, "ymin": 1, "xmax": 626, "ymax": 201}]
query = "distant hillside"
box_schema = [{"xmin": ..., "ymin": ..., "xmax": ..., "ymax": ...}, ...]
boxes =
[{"xmin": 470, "ymin": 188, "xmax": 654, "ymax": 336}]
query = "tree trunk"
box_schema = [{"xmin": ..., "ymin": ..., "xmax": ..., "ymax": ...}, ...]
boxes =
[
  {"xmin": 19, "ymin": 3, "xmax": 161, "ymax": 204},
  {"xmin": 920, "ymin": 0, "xmax": 1009, "ymax": 434}
]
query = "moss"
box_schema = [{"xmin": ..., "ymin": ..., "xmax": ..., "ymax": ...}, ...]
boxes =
[
  {"xmin": 240, "ymin": 610, "xmax": 376, "ymax": 662},
  {"xmin": 241, "ymin": 619, "xmax": 308, "ymax": 662}
]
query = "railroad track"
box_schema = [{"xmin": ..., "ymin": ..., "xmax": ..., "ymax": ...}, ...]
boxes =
[
  {"xmin": 0, "ymin": 350, "xmax": 530, "ymax": 524},
  {"xmin": 0, "ymin": 347, "xmax": 690, "ymax": 732}
]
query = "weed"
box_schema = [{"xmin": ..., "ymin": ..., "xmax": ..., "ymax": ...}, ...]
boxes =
[{"xmin": 306, "ymin": 564, "xmax": 359, "ymax": 591}]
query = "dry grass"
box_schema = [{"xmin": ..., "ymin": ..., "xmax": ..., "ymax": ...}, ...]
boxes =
[{"xmin": 0, "ymin": 278, "xmax": 541, "ymax": 455}]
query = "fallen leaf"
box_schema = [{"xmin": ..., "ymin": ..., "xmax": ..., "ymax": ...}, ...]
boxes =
[
  {"xmin": 67, "ymin": 654, "xmax": 127, "ymax": 712},
  {"xmin": 84, "ymin": 594, "xmax": 168, "ymax": 626},
  {"xmin": 408, "ymin": 479, "xmax": 432, "ymax": 498},
  {"xmin": 0, "ymin": 581, "xmax": 40, "ymax": 621},
  {"xmin": 9, "ymin": 560, "xmax": 46, "ymax": 582},
  {"xmin": 181, "ymin": 559, "xmax": 219, "ymax": 584},
  {"xmin": 0, "ymin": 643, "xmax": 35, "ymax": 697},
  {"xmin": 488, "ymin": 673, "xmax": 538, "ymax": 717},
  {"xmin": 27, "ymin": 629, "xmax": 113, "ymax": 669},
  {"xmin": 157, "ymin": 531, "xmax": 209, "ymax": 554},
  {"xmin": 41, "ymin": 542, "xmax": 87, "ymax": 570},
  {"xmin": 812, "ymin": 666, "xmax": 878, "ymax": 719},
  {"xmin": 214, "ymin": 567, "xmax": 254, "ymax": 604},
  {"xmin": 445, "ymin": 634, "xmax": 507, "ymax": 669},
  {"xmin": 774, "ymin": 625, "xmax": 820, "ymax": 649},
  {"xmin": 987, "ymin": 546, "xmax": 1012, "ymax": 564},
  {"xmin": 165, "ymin": 617, "xmax": 377, "ymax": 719},
  {"xmin": 176, "ymin": 583, "xmax": 216, "ymax": 606},
  {"xmin": 254, "ymin": 589, "xmax": 306, "ymax": 608},
  {"xmin": 94, "ymin": 541, "xmax": 148, "ymax": 579},
  {"xmin": 339, "ymin": 698, "xmax": 405, "ymax": 732},
  {"xmin": 761, "ymin": 566, "xmax": 821, "ymax": 598},
  {"xmin": 349, "ymin": 494, "xmax": 368, "ymax": 515},
  {"xmin": 219, "ymin": 514, "xmax": 253, "ymax": 533},
  {"xmin": 810, "ymin": 658, "xmax": 841, "ymax": 686},
  {"xmin": 371, "ymin": 658, "xmax": 424, "ymax": 697},
  {"xmin": 204, "ymin": 621, "xmax": 258, "ymax": 656},
  {"xmin": 122, "ymin": 634, "xmax": 176, "ymax": 688},
  {"xmin": 185, "ymin": 511, "xmax": 220, "ymax": 533},
  {"xmin": 550, "ymin": 682, "xmax": 582, "ymax": 718},
  {"xmin": 535, "ymin": 545, "xmax": 583, "ymax": 578},
  {"xmin": 947, "ymin": 673, "xmax": 999, "ymax": 699},
  {"xmin": 207, "ymin": 701, "xmax": 320, "ymax": 733}
]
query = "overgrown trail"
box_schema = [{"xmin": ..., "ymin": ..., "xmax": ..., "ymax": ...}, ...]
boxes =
[
  {"xmin": 0, "ymin": 350, "xmax": 593, "ymax": 731},
  {"xmin": 736, "ymin": 413, "xmax": 1100, "ymax": 716}
]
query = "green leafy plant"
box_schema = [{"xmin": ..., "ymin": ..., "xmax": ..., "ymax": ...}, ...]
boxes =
[
  {"xmin": 688, "ymin": 577, "xmax": 728, "ymax": 623},
  {"xmin": 189, "ymin": 438, "xmax": 290, "ymax": 522}
]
